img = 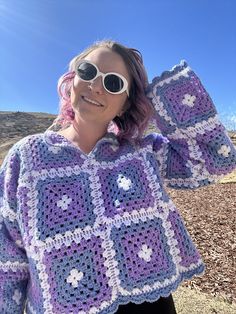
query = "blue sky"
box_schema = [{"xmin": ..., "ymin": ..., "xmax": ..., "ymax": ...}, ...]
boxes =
[{"xmin": 0, "ymin": 0, "xmax": 236, "ymax": 129}]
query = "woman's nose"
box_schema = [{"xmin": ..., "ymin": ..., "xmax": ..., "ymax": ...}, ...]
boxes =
[{"xmin": 88, "ymin": 76, "xmax": 104, "ymax": 94}]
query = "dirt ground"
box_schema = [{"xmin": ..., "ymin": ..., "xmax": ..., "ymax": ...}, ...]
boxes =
[{"xmin": 166, "ymin": 179, "xmax": 236, "ymax": 313}]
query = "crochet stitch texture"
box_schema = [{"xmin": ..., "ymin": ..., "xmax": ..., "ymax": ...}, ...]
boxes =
[{"xmin": 0, "ymin": 61, "xmax": 236, "ymax": 314}]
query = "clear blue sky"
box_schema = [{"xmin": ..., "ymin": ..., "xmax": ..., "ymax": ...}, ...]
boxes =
[{"xmin": 0, "ymin": 0, "xmax": 236, "ymax": 129}]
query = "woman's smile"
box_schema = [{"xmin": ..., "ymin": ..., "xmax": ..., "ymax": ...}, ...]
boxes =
[{"xmin": 81, "ymin": 95, "xmax": 104, "ymax": 107}]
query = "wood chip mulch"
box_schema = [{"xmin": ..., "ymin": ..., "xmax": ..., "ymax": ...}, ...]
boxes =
[{"xmin": 166, "ymin": 182, "xmax": 236, "ymax": 304}]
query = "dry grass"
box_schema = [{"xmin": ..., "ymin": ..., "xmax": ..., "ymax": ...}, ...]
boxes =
[
  {"xmin": 173, "ymin": 286, "xmax": 236, "ymax": 314},
  {"xmin": 219, "ymin": 169, "xmax": 236, "ymax": 183}
]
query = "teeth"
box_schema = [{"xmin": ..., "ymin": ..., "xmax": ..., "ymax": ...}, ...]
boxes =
[{"xmin": 83, "ymin": 96, "xmax": 102, "ymax": 107}]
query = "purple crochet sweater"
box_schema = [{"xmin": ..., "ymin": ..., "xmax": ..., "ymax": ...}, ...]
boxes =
[{"xmin": 0, "ymin": 61, "xmax": 236, "ymax": 314}]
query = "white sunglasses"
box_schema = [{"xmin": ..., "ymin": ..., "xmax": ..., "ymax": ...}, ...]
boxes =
[{"xmin": 74, "ymin": 59, "xmax": 129, "ymax": 96}]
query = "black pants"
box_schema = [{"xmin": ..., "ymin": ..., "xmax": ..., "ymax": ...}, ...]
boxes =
[{"xmin": 116, "ymin": 294, "xmax": 177, "ymax": 314}]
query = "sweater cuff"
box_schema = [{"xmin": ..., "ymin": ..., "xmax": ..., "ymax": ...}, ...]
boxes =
[{"xmin": 146, "ymin": 60, "xmax": 217, "ymax": 136}]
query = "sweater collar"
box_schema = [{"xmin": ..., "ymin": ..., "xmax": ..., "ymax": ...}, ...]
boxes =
[{"xmin": 44, "ymin": 130, "xmax": 119, "ymax": 150}]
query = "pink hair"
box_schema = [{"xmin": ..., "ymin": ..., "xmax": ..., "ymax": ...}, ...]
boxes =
[{"xmin": 48, "ymin": 40, "xmax": 154, "ymax": 143}]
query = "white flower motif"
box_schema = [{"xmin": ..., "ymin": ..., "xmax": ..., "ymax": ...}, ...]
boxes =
[
  {"xmin": 66, "ymin": 269, "xmax": 84, "ymax": 288},
  {"xmin": 12, "ymin": 289, "xmax": 22, "ymax": 305},
  {"xmin": 138, "ymin": 244, "xmax": 153, "ymax": 262},
  {"xmin": 217, "ymin": 145, "xmax": 231, "ymax": 157},
  {"xmin": 48, "ymin": 146, "xmax": 62, "ymax": 154},
  {"xmin": 182, "ymin": 94, "xmax": 196, "ymax": 107},
  {"xmin": 117, "ymin": 174, "xmax": 132, "ymax": 191},
  {"xmin": 57, "ymin": 195, "xmax": 72, "ymax": 211}
]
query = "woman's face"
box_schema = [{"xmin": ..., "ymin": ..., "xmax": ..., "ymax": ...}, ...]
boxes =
[{"xmin": 70, "ymin": 47, "xmax": 131, "ymax": 127}]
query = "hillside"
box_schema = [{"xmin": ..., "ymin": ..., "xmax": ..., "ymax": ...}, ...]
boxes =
[{"xmin": 0, "ymin": 111, "xmax": 56, "ymax": 164}]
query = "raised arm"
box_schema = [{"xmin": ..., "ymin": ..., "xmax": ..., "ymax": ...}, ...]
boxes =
[{"xmin": 146, "ymin": 61, "xmax": 236, "ymax": 189}]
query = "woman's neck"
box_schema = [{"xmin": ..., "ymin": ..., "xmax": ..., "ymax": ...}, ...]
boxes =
[{"xmin": 58, "ymin": 118, "xmax": 108, "ymax": 154}]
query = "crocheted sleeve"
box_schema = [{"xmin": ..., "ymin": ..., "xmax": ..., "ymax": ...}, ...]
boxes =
[
  {"xmin": 146, "ymin": 61, "xmax": 236, "ymax": 189},
  {"xmin": 0, "ymin": 144, "xmax": 29, "ymax": 312}
]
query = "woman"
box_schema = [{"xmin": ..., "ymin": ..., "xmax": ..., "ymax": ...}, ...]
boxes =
[{"xmin": 0, "ymin": 40, "xmax": 235, "ymax": 314}]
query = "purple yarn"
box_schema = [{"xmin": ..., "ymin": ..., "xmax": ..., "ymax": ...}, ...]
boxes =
[{"xmin": 0, "ymin": 60, "xmax": 235, "ymax": 313}]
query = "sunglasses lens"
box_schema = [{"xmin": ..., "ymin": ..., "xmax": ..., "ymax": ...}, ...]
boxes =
[
  {"xmin": 77, "ymin": 62, "xmax": 97, "ymax": 80},
  {"xmin": 104, "ymin": 74, "xmax": 124, "ymax": 93}
]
